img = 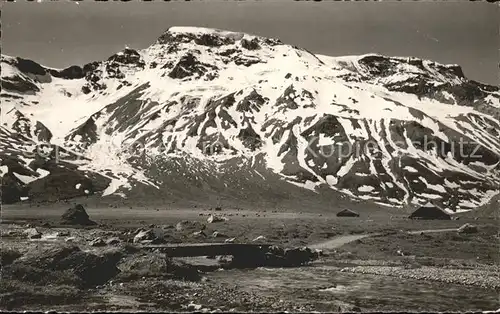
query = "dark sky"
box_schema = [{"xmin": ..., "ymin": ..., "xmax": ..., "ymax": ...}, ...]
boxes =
[{"xmin": 2, "ymin": 1, "xmax": 499, "ymax": 85}]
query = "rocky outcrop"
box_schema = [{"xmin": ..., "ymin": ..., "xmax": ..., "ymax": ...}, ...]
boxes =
[
  {"xmin": 168, "ymin": 53, "xmax": 218, "ymax": 80},
  {"xmin": 61, "ymin": 204, "xmax": 97, "ymax": 226}
]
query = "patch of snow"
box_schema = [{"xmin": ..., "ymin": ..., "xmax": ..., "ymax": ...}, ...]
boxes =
[
  {"xmin": 13, "ymin": 172, "xmax": 37, "ymax": 184},
  {"xmin": 0, "ymin": 165, "xmax": 8, "ymax": 177},
  {"xmin": 404, "ymin": 166, "xmax": 419, "ymax": 173},
  {"xmin": 358, "ymin": 185, "xmax": 375, "ymax": 192}
]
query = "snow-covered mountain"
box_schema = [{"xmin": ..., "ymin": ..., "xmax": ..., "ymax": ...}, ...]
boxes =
[{"xmin": 1, "ymin": 26, "xmax": 499, "ymax": 211}]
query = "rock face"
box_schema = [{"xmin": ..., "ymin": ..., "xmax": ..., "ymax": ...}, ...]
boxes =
[
  {"xmin": 1, "ymin": 26, "xmax": 499, "ymax": 212},
  {"xmin": 61, "ymin": 204, "xmax": 97, "ymax": 226}
]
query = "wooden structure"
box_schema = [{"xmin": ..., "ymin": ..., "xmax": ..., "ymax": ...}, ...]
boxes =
[
  {"xmin": 409, "ymin": 202, "xmax": 451, "ymax": 220},
  {"xmin": 140, "ymin": 243, "xmax": 273, "ymax": 257}
]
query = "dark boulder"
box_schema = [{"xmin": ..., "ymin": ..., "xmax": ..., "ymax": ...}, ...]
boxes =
[{"xmin": 61, "ymin": 204, "xmax": 96, "ymax": 226}]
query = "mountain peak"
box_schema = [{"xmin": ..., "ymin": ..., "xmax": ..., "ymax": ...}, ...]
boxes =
[
  {"xmin": 2, "ymin": 27, "xmax": 499, "ymax": 210},
  {"xmin": 167, "ymin": 26, "xmax": 246, "ymax": 38},
  {"xmin": 154, "ymin": 26, "xmax": 282, "ymax": 48}
]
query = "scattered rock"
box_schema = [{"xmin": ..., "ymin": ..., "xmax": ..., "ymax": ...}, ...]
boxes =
[
  {"xmin": 192, "ymin": 230, "xmax": 206, "ymax": 238},
  {"xmin": 118, "ymin": 253, "xmax": 169, "ymax": 278},
  {"xmin": 57, "ymin": 230, "xmax": 71, "ymax": 237},
  {"xmin": 207, "ymin": 214, "xmax": 228, "ymax": 224},
  {"xmin": 457, "ymin": 223, "xmax": 478, "ymax": 234},
  {"xmin": 334, "ymin": 301, "xmax": 361, "ymax": 312},
  {"xmin": 106, "ymin": 237, "xmax": 121, "ymax": 245},
  {"xmin": 89, "ymin": 237, "xmax": 106, "ymax": 247},
  {"xmin": 133, "ymin": 229, "xmax": 160, "ymax": 244},
  {"xmin": 187, "ymin": 302, "xmax": 203, "ymax": 311},
  {"xmin": 24, "ymin": 227, "xmax": 42, "ymax": 239},
  {"xmin": 252, "ymin": 235, "xmax": 266, "ymax": 242},
  {"xmin": 61, "ymin": 204, "xmax": 96, "ymax": 226},
  {"xmin": 176, "ymin": 220, "xmax": 206, "ymax": 232},
  {"xmin": 212, "ymin": 231, "xmax": 227, "ymax": 238}
]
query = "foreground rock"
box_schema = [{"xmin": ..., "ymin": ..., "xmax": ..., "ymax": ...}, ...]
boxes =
[
  {"xmin": 6, "ymin": 245, "xmax": 122, "ymax": 288},
  {"xmin": 61, "ymin": 204, "xmax": 97, "ymax": 226},
  {"xmin": 133, "ymin": 229, "xmax": 164, "ymax": 244},
  {"xmin": 0, "ymin": 249, "xmax": 22, "ymax": 267},
  {"xmin": 118, "ymin": 252, "xmax": 201, "ymax": 281}
]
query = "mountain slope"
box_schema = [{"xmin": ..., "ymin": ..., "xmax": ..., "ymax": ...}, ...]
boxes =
[{"xmin": 1, "ymin": 26, "xmax": 499, "ymax": 211}]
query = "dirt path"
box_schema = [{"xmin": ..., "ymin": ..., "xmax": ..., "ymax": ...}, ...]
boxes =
[{"xmin": 310, "ymin": 228, "xmax": 458, "ymax": 250}]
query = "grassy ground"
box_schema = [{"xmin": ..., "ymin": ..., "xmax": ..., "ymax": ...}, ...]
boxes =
[
  {"xmin": 1, "ymin": 202, "xmax": 473, "ymax": 247},
  {"xmin": 337, "ymin": 223, "xmax": 499, "ymax": 264},
  {"xmin": 1, "ymin": 200, "xmax": 498, "ymax": 312}
]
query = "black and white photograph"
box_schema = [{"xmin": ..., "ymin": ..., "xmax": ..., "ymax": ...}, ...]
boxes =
[{"xmin": 1, "ymin": 0, "xmax": 499, "ymax": 312}]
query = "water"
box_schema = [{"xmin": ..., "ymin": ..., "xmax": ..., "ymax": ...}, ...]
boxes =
[{"xmin": 208, "ymin": 264, "xmax": 500, "ymax": 312}]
